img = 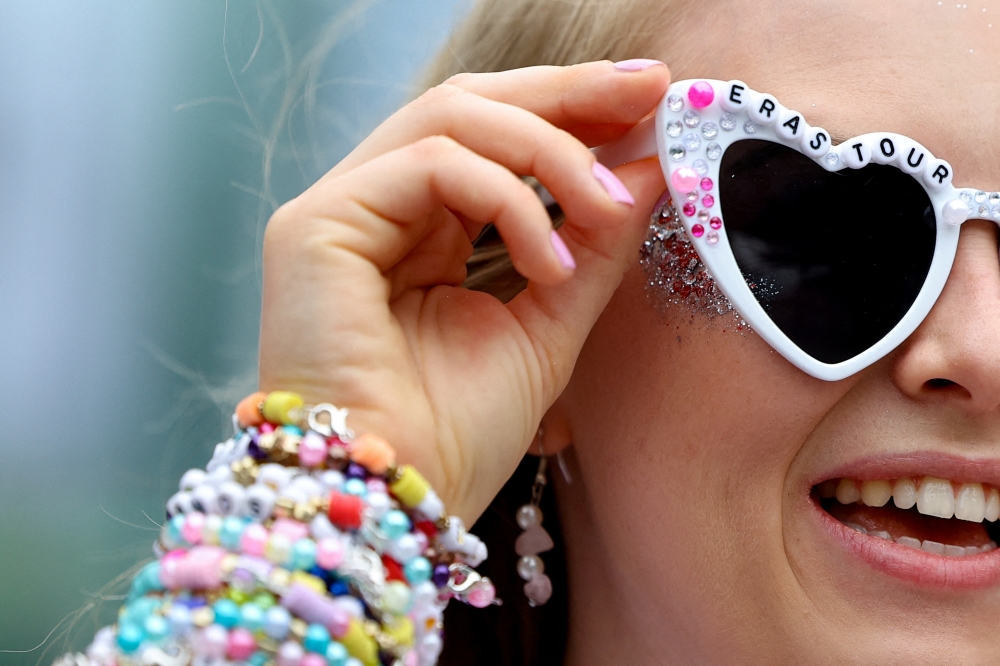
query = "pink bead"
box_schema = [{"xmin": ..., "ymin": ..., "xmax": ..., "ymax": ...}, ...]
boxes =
[
  {"xmin": 182, "ymin": 512, "xmax": 205, "ymax": 545},
  {"xmin": 700, "ymin": 177, "xmax": 714, "ymax": 191},
  {"xmin": 404, "ymin": 650, "xmax": 419, "ymax": 666},
  {"xmin": 259, "ymin": 422, "xmax": 275, "ymax": 433},
  {"xmin": 691, "ymin": 224, "xmax": 705, "ymax": 238},
  {"xmin": 682, "ymin": 202, "xmax": 696, "ymax": 217},
  {"xmin": 710, "ymin": 217, "xmax": 723, "ymax": 229},
  {"xmin": 467, "ymin": 580, "xmax": 496, "ymax": 608},
  {"xmin": 366, "ymin": 477, "xmax": 388, "ymax": 494},
  {"xmin": 241, "ymin": 524, "xmax": 269, "ymax": 557},
  {"xmin": 687, "ymin": 81, "xmax": 715, "ymax": 109},
  {"xmin": 160, "ymin": 546, "xmax": 225, "ymax": 590},
  {"xmin": 702, "ymin": 195, "xmax": 715, "ymax": 208},
  {"xmin": 226, "ymin": 628, "xmax": 257, "ymax": 660},
  {"xmin": 670, "ymin": 167, "xmax": 699, "ymax": 193},
  {"xmin": 272, "ymin": 518, "xmax": 309, "ymax": 543},
  {"xmin": 316, "ymin": 537, "xmax": 344, "ymax": 570},
  {"xmin": 300, "ymin": 655, "xmax": 326, "ymax": 666},
  {"xmin": 298, "ymin": 432, "xmax": 328, "ymax": 467}
]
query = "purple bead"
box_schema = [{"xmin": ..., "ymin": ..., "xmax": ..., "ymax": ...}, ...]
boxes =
[
  {"xmin": 432, "ymin": 564, "xmax": 451, "ymax": 588},
  {"xmin": 248, "ymin": 436, "xmax": 268, "ymax": 460},
  {"xmin": 345, "ymin": 463, "xmax": 367, "ymax": 480}
]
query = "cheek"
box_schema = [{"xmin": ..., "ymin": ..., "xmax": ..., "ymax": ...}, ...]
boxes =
[{"xmin": 562, "ymin": 265, "xmax": 846, "ymax": 645}]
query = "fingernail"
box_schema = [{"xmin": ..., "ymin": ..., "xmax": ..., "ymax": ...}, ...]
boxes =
[
  {"xmin": 613, "ymin": 58, "xmax": 664, "ymax": 72},
  {"xmin": 592, "ymin": 162, "xmax": 635, "ymax": 206},
  {"xmin": 550, "ymin": 230, "xmax": 576, "ymax": 271}
]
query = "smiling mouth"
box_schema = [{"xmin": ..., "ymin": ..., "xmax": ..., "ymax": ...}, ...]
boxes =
[{"xmin": 814, "ymin": 477, "xmax": 1000, "ymax": 556}]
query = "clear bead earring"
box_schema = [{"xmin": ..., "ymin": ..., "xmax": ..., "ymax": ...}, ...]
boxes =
[{"xmin": 515, "ymin": 425, "xmax": 555, "ymax": 606}]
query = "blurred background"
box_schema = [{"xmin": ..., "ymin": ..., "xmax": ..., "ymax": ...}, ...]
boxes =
[{"xmin": 0, "ymin": 0, "xmax": 469, "ymax": 660}]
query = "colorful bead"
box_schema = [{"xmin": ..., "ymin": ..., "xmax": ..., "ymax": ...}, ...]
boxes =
[
  {"xmin": 219, "ymin": 516, "xmax": 245, "ymax": 550},
  {"xmin": 343, "ymin": 478, "xmax": 367, "ymax": 497},
  {"xmin": 143, "ymin": 614, "xmax": 170, "ymax": 641},
  {"xmin": 380, "ymin": 510, "xmax": 411, "ymax": 540},
  {"xmin": 298, "ymin": 432, "xmax": 328, "ymax": 467},
  {"xmin": 467, "ymin": 580, "xmax": 496, "ymax": 608},
  {"xmin": 241, "ymin": 524, "xmax": 269, "ymax": 557},
  {"xmin": 266, "ymin": 532, "xmax": 293, "ymax": 565},
  {"xmin": 691, "ymin": 224, "xmax": 705, "ymax": 237},
  {"xmin": 382, "ymin": 581, "xmax": 413, "ymax": 615},
  {"xmin": 687, "ymin": 80, "xmax": 715, "ymax": 109},
  {"xmin": 227, "ymin": 627, "xmax": 257, "ymax": 660},
  {"xmin": 404, "ymin": 557, "xmax": 432, "ymax": 584},
  {"xmin": 325, "ymin": 642, "xmax": 350, "ymax": 666},
  {"xmin": 432, "ymin": 564, "xmax": 450, "ymax": 587},
  {"xmin": 264, "ymin": 606, "xmax": 292, "ymax": 640},
  {"xmin": 303, "ymin": 623, "xmax": 332, "ymax": 653},
  {"xmin": 277, "ymin": 641, "xmax": 305, "ymax": 666},
  {"xmin": 236, "ymin": 392, "xmax": 268, "ymax": 428},
  {"xmin": 196, "ymin": 624, "xmax": 228, "ymax": 659},
  {"xmin": 116, "ymin": 623, "xmax": 143, "ymax": 652},
  {"xmin": 167, "ymin": 514, "xmax": 186, "ymax": 545},
  {"xmin": 167, "ymin": 604, "xmax": 192, "ymax": 635},
  {"xmin": 291, "ymin": 538, "xmax": 318, "ymax": 570},
  {"xmin": 682, "ymin": 202, "xmax": 696, "ymax": 217},
  {"xmin": 252, "ymin": 591, "xmax": 276, "ymax": 609},
  {"xmin": 316, "ymin": 537, "xmax": 344, "ymax": 570},
  {"xmin": 301, "ymin": 654, "xmax": 328, "ymax": 666},
  {"xmin": 340, "ymin": 619, "xmax": 379, "ymax": 666},
  {"xmin": 388, "ymin": 466, "xmax": 429, "ymax": 508},
  {"xmin": 670, "ymin": 166, "xmax": 699, "ymax": 193},
  {"xmin": 710, "ymin": 217, "xmax": 723, "ymax": 229},
  {"xmin": 700, "ymin": 177, "xmax": 714, "ymax": 191},
  {"xmin": 182, "ymin": 512, "xmax": 206, "ymax": 544},
  {"xmin": 261, "ymin": 391, "xmax": 305, "ymax": 425},
  {"xmin": 240, "ymin": 603, "xmax": 265, "ymax": 630},
  {"xmin": 213, "ymin": 599, "xmax": 241, "ymax": 628},
  {"xmin": 349, "ymin": 433, "xmax": 396, "ymax": 475},
  {"xmin": 327, "ymin": 491, "xmax": 365, "ymax": 529}
]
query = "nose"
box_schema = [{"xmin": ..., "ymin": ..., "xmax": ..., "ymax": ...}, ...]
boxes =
[{"xmin": 892, "ymin": 220, "xmax": 1000, "ymax": 415}]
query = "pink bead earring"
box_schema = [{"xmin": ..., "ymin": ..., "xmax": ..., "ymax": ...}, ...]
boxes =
[{"xmin": 515, "ymin": 425, "xmax": 555, "ymax": 606}]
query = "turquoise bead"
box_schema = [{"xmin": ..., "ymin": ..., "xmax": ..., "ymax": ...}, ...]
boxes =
[
  {"xmin": 325, "ymin": 641, "xmax": 349, "ymax": 666},
  {"xmin": 380, "ymin": 510, "xmax": 411, "ymax": 540},
  {"xmin": 291, "ymin": 538, "xmax": 317, "ymax": 570},
  {"xmin": 239, "ymin": 602, "xmax": 265, "ymax": 630},
  {"xmin": 116, "ymin": 622, "xmax": 144, "ymax": 652},
  {"xmin": 303, "ymin": 623, "xmax": 331, "ymax": 653},
  {"xmin": 143, "ymin": 615, "xmax": 170, "ymax": 641},
  {"xmin": 124, "ymin": 597, "xmax": 159, "ymax": 625},
  {"xmin": 248, "ymin": 652, "xmax": 269, "ymax": 666},
  {"xmin": 282, "ymin": 425, "xmax": 303, "ymax": 436},
  {"xmin": 213, "ymin": 599, "xmax": 240, "ymax": 628},
  {"xmin": 129, "ymin": 561, "xmax": 162, "ymax": 599},
  {"xmin": 219, "ymin": 516, "xmax": 245, "ymax": 550},
  {"xmin": 167, "ymin": 514, "xmax": 186, "ymax": 544},
  {"xmin": 404, "ymin": 556, "xmax": 432, "ymax": 584},
  {"xmin": 343, "ymin": 478, "xmax": 367, "ymax": 497}
]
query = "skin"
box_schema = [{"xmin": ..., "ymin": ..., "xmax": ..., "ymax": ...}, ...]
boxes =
[{"xmin": 260, "ymin": 0, "xmax": 1000, "ymax": 663}]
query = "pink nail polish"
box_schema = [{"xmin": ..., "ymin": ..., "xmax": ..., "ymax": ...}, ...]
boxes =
[
  {"xmin": 592, "ymin": 162, "xmax": 635, "ymax": 206},
  {"xmin": 550, "ymin": 230, "xmax": 576, "ymax": 271},
  {"xmin": 613, "ymin": 58, "xmax": 664, "ymax": 72}
]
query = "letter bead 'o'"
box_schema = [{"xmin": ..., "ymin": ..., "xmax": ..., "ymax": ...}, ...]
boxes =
[
  {"xmin": 871, "ymin": 136, "xmax": 897, "ymax": 164},
  {"xmin": 720, "ymin": 80, "xmax": 750, "ymax": 113}
]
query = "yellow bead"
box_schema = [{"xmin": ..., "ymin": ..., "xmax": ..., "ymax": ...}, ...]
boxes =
[
  {"xmin": 261, "ymin": 391, "xmax": 304, "ymax": 425},
  {"xmin": 227, "ymin": 588, "xmax": 249, "ymax": 604},
  {"xmin": 383, "ymin": 617, "xmax": 414, "ymax": 647},
  {"xmin": 389, "ymin": 465, "xmax": 430, "ymax": 508},
  {"xmin": 341, "ymin": 619, "xmax": 379, "ymax": 666},
  {"xmin": 290, "ymin": 570, "xmax": 326, "ymax": 595}
]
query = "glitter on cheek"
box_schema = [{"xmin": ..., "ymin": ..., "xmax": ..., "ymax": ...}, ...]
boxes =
[{"xmin": 639, "ymin": 191, "xmax": 749, "ymax": 331}]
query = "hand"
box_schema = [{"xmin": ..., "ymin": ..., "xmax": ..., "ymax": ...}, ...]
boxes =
[{"xmin": 259, "ymin": 61, "xmax": 669, "ymax": 523}]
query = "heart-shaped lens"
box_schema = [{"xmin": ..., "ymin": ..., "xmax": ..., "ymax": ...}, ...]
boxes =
[{"xmin": 720, "ymin": 140, "xmax": 936, "ymax": 365}]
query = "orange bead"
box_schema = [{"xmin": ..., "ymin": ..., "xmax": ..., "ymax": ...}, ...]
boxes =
[
  {"xmin": 236, "ymin": 392, "xmax": 268, "ymax": 428},
  {"xmin": 349, "ymin": 433, "xmax": 396, "ymax": 475}
]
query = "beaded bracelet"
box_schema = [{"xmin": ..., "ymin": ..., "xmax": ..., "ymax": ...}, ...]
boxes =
[{"xmin": 58, "ymin": 391, "xmax": 493, "ymax": 666}]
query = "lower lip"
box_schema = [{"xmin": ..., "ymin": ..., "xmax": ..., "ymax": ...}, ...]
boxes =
[{"xmin": 810, "ymin": 496, "xmax": 1000, "ymax": 589}]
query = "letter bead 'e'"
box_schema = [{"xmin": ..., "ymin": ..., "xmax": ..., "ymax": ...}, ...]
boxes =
[
  {"xmin": 748, "ymin": 93, "xmax": 780, "ymax": 125},
  {"xmin": 775, "ymin": 108, "xmax": 806, "ymax": 140},
  {"xmin": 720, "ymin": 80, "xmax": 750, "ymax": 113},
  {"xmin": 841, "ymin": 139, "xmax": 872, "ymax": 169}
]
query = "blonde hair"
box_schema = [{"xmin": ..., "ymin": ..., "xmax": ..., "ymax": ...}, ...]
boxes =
[{"xmin": 421, "ymin": 0, "xmax": 693, "ymax": 300}]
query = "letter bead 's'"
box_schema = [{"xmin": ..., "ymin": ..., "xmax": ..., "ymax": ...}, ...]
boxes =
[
  {"xmin": 801, "ymin": 127, "xmax": 831, "ymax": 159},
  {"xmin": 720, "ymin": 80, "xmax": 749, "ymax": 112}
]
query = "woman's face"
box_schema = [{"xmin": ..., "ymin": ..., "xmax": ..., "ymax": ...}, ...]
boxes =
[{"xmin": 561, "ymin": 1, "xmax": 1000, "ymax": 661}]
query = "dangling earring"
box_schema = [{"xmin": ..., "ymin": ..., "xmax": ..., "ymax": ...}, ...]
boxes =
[{"xmin": 515, "ymin": 424, "xmax": 555, "ymax": 606}]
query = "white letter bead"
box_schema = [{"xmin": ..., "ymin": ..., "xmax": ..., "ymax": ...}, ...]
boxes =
[
  {"xmin": 801, "ymin": 127, "xmax": 832, "ymax": 158},
  {"xmin": 872, "ymin": 136, "xmax": 898, "ymax": 164},
  {"xmin": 245, "ymin": 484, "xmax": 277, "ymax": 521},
  {"xmin": 720, "ymin": 80, "xmax": 750, "ymax": 112},
  {"xmin": 775, "ymin": 109, "xmax": 806, "ymax": 140},
  {"xmin": 216, "ymin": 481, "xmax": 247, "ymax": 516},
  {"xmin": 748, "ymin": 93, "xmax": 780, "ymax": 124},
  {"xmin": 897, "ymin": 140, "xmax": 929, "ymax": 174},
  {"xmin": 190, "ymin": 484, "xmax": 218, "ymax": 514},
  {"xmin": 179, "ymin": 469, "xmax": 207, "ymax": 492},
  {"xmin": 841, "ymin": 139, "xmax": 872, "ymax": 169},
  {"xmin": 923, "ymin": 158, "xmax": 953, "ymax": 189},
  {"xmin": 166, "ymin": 491, "xmax": 193, "ymax": 517}
]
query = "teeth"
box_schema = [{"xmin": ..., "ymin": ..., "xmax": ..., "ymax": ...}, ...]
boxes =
[
  {"xmin": 916, "ymin": 476, "xmax": 955, "ymax": 519},
  {"xmin": 835, "ymin": 478, "xmax": 861, "ymax": 504},
  {"xmin": 896, "ymin": 536, "xmax": 921, "ymax": 549},
  {"xmin": 986, "ymin": 488, "xmax": 1000, "ymax": 522},
  {"xmin": 860, "ymin": 480, "xmax": 892, "ymax": 507},
  {"xmin": 892, "ymin": 478, "xmax": 917, "ymax": 510},
  {"xmin": 955, "ymin": 483, "xmax": 986, "ymax": 522},
  {"xmin": 921, "ymin": 540, "xmax": 946, "ymax": 555}
]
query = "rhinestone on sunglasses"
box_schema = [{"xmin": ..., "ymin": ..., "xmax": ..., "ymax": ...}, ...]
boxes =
[
  {"xmin": 706, "ymin": 143, "xmax": 722, "ymax": 160},
  {"xmin": 975, "ymin": 191, "xmax": 988, "ymax": 203},
  {"xmin": 719, "ymin": 113, "xmax": 737, "ymax": 131},
  {"xmin": 683, "ymin": 110, "xmax": 701, "ymax": 128},
  {"xmin": 666, "ymin": 94, "xmax": 684, "ymax": 112},
  {"xmin": 701, "ymin": 122, "xmax": 719, "ymax": 140},
  {"xmin": 824, "ymin": 152, "xmax": 840, "ymax": 168},
  {"xmin": 691, "ymin": 223, "xmax": 705, "ymax": 237},
  {"xmin": 990, "ymin": 192, "xmax": 1000, "ymax": 206},
  {"xmin": 743, "ymin": 121, "xmax": 758, "ymax": 134},
  {"xmin": 685, "ymin": 190, "xmax": 699, "ymax": 202},
  {"xmin": 710, "ymin": 217, "xmax": 722, "ymax": 229},
  {"xmin": 683, "ymin": 133, "xmax": 702, "ymax": 151},
  {"xmin": 666, "ymin": 120, "xmax": 683, "ymax": 137},
  {"xmin": 993, "ymin": 206, "xmax": 1000, "ymax": 219},
  {"xmin": 669, "ymin": 145, "xmax": 686, "ymax": 161},
  {"xmin": 706, "ymin": 231, "xmax": 720, "ymax": 245},
  {"xmin": 980, "ymin": 205, "xmax": 991, "ymax": 218},
  {"xmin": 960, "ymin": 191, "xmax": 974, "ymax": 204},
  {"xmin": 692, "ymin": 159, "xmax": 709, "ymax": 175},
  {"xmin": 698, "ymin": 209, "xmax": 710, "ymax": 222}
]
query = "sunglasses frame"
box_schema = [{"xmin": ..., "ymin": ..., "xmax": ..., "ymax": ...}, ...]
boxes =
[{"xmin": 598, "ymin": 78, "xmax": 994, "ymax": 381}]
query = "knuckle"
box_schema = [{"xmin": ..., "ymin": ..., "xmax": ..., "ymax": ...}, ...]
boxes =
[
  {"xmin": 411, "ymin": 82, "xmax": 465, "ymax": 110},
  {"xmin": 409, "ymin": 134, "xmax": 461, "ymax": 160}
]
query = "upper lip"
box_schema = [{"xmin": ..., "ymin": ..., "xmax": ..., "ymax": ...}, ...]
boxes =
[{"xmin": 809, "ymin": 451, "xmax": 1000, "ymax": 487}]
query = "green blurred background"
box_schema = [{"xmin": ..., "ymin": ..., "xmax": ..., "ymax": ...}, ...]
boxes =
[{"xmin": 0, "ymin": 1, "xmax": 468, "ymax": 660}]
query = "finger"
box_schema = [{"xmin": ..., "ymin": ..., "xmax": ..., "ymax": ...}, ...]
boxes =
[
  {"xmin": 506, "ymin": 158, "xmax": 666, "ymax": 398},
  {"xmin": 287, "ymin": 135, "xmax": 573, "ymax": 286},
  {"xmin": 319, "ymin": 86, "xmax": 634, "ymax": 233},
  {"xmin": 331, "ymin": 60, "xmax": 669, "ymax": 177}
]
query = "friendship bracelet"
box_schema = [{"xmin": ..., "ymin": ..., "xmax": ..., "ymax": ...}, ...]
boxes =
[{"xmin": 62, "ymin": 391, "xmax": 493, "ymax": 666}]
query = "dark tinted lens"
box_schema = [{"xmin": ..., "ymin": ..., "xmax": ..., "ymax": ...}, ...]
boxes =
[{"xmin": 719, "ymin": 139, "xmax": 936, "ymax": 364}]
